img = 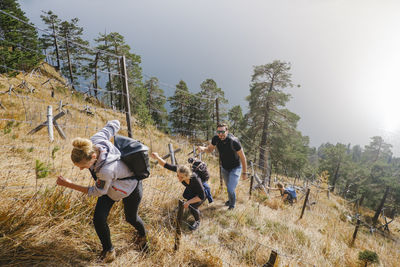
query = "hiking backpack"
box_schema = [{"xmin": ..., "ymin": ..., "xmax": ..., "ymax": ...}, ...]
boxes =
[
  {"xmin": 188, "ymin": 157, "xmax": 209, "ymax": 182},
  {"xmin": 114, "ymin": 135, "xmax": 150, "ymax": 180},
  {"xmin": 285, "ymin": 187, "xmax": 297, "ymax": 200}
]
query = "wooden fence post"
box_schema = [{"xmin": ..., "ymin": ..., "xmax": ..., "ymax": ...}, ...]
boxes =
[
  {"xmin": 47, "ymin": 106, "xmax": 54, "ymax": 142},
  {"xmin": 192, "ymin": 145, "xmax": 197, "ymax": 158},
  {"xmin": 249, "ymin": 161, "xmax": 254, "ymax": 199},
  {"xmin": 350, "ymin": 217, "xmax": 361, "ymax": 246},
  {"xmin": 174, "ymin": 199, "xmax": 184, "ymax": 250},
  {"xmin": 168, "ymin": 143, "xmax": 176, "ymax": 165},
  {"xmin": 263, "ymin": 250, "xmax": 279, "ymax": 267},
  {"xmin": 120, "ymin": 55, "xmax": 133, "ymax": 138},
  {"xmin": 28, "ymin": 110, "xmax": 66, "ymax": 139},
  {"xmin": 299, "ymin": 188, "xmax": 310, "ymax": 219}
]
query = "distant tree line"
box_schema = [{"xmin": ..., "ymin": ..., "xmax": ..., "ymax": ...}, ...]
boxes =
[{"xmin": 1, "ymin": 0, "xmax": 399, "ymax": 219}]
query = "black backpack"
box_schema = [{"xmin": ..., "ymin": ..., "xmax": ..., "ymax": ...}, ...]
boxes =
[
  {"xmin": 188, "ymin": 157, "xmax": 209, "ymax": 182},
  {"xmin": 114, "ymin": 135, "xmax": 150, "ymax": 180}
]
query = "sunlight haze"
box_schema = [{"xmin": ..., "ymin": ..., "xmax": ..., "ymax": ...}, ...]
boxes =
[{"xmin": 20, "ymin": 0, "xmax": 400, "ymax": 154}]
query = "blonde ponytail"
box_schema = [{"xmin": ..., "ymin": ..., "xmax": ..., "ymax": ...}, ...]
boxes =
[{"xmin": 71, "ymin": 137, "xmax": 96, "ymax": 163}]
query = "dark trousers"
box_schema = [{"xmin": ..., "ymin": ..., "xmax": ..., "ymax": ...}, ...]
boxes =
[
  {"xmin": 188, "ymin": 199, "xmax": 205, "ymax": 221},
  {"xmin": 93, "ymin": 181, "xmax": 146, "ymax": 251}
]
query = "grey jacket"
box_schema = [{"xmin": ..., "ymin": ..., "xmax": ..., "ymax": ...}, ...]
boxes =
[{"xmin": 88, "ymin": 120, "xmax": 138, "ymax": 201}]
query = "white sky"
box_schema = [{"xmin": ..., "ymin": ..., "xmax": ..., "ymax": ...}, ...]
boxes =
[{"xmin": 19, "ymin": 0, "xmax": 400, "ymax": 154}]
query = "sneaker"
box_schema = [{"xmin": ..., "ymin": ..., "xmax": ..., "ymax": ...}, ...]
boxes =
[
  {"xmin": 224, "ymin": 201, "xmax": 230, "ymax": 206},
  {"xmin": 189, "ymin": 220, "xmax": 200, "ymax": 231},
  {"xmin": 228, "ymin": 206, "xmax": 234, "ymax": 210},
  {"xmin": 135, "ymin": 235, "xmax": 149, "ymax": 251},
  {"xmin": 100, "ymin": 247, "xmax": 116, "ymax": 263}
]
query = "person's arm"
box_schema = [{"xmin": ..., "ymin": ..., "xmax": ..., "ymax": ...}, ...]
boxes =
[
  {"xmin": 151, "ymin": 152, "xmax": 177, "ymax": 172},
  {"xmin": 197, "ymin": 144, "xmax": 215, "ymax": 154},
  {"xmin": 265, "ymin": 186, "xmax": 281, "ymax": 191},
  {"xmin": 151, "ymin": 152, "xmax": 166, "ymax": 167},
  {"xmin": 57, "ymin": 176, "xmax": 89, "ymax": 194},
  {"xmin": 237, "ymin": 149, "xmax": 248, "ymax": 180},
  {"xmin": 90, "ymin": 120, "xmax": 120, "ymax": 143},
  {"xmin": 184, "ymin": 196, "xmax": 202, "ymax": 209}
]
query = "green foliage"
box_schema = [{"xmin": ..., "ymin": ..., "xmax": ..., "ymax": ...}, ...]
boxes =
[
  {"xmin": 358, "ymin": 250, "xmax": 379, "ymax": 265},
  {"xmin": 51, "ymin": 145, "xmax": 60, "ymax": 160},
  {"xmin": 27, "ymin": 147, "xmax": 34, "ymax": 153},
  {"xmin": 318, "ymin": 143, "xmax": 349, "ymax": 189},
  {"xmin": 3, "ymin": 120, "xmax": 14, "ymax": 134},
  {"xmin": 35, "ymin": 159, "xmax": 50, "ymax": 179},
  {"xmin": 94, "ymin": 32, "xmax": 146, "ymax": 114},
  {"xmin": 39, "ymin": 10, "xmax": 61, "ymax": 70},
  {"xmin": 168, "ymin": 80, "xmax": 192, "ymax": 135},
  {"xmin": 227, "ymin": 105, "xmax": 245, "ymax": 136},
  {"xmin": 245, "ymin": 60, "xmax": 306, "ymax": 180},
  {"xmin": 144, "ymin": 77, "xmax": 168, "ymax": 130},
  {"xmin": 198, "ymin": 79, "xmax": 228, "ymax": 139},
  {"xmin": 0, "ymin": 0, "xmax": 44, "ymax": 74},
  {"xmin": 57, "ymin": 17, "xmax": 90, "ymax": 85}
]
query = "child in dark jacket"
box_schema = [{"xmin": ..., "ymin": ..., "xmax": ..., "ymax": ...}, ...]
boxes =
[
  {"xmin": 151, "ymin": 152, "xmax": 205, "ymax": 230},
  {"xmin": 266, "ymin": 183, "xmax": 297, "ymax": 204}
]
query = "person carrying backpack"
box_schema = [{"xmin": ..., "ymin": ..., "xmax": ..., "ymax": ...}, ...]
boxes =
[
  {"xmin": 188, "ymin": 157, "xmax": 213, "ymax": 203},
  {"xmin": 197, "ymin": 123, "xmax": 247, "ymax": 210},
  {"xmin": 266, "ymin": 183, "xmax": 297, "ymax": 204},
  {"xmin": 151, "ymin": 152, "xmax": 206, "ymax": 231},
  {"xmin": 56, "ymin": 120, "xmax": 147, "ymax": 263}
]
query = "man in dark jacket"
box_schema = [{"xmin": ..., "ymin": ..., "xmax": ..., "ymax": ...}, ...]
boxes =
[{"xmin": 197, "ymin": 123, "xmax": 247, "ymax": 210}]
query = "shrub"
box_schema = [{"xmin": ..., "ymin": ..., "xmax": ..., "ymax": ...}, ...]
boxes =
[{"xmin": 358, "ymin": 250, "xmax": 379, "ymax": 267}]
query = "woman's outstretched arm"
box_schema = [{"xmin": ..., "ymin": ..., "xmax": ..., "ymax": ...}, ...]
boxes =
[{"xmin": 57, "ymin": 176, "xmax": 89, "ymax": 194}]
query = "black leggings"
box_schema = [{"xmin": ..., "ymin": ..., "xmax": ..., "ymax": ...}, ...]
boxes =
[
  {"xmin": 93, "ymin": 181, "xmax": 146, "ymax": 251},
  {"xmin": 188, "ymin": 199, "xmax": 205, "ymax": 221}
]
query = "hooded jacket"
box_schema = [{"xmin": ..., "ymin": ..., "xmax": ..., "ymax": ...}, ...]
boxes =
[{"xmin": 87, "ymin": 120, "xmax": 138, "ymax": 201}]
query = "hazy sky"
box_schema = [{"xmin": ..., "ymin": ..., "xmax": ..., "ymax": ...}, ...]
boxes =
[{"xmin": 19, "ymin": 0, "xmax": 400, "ymax": 154}]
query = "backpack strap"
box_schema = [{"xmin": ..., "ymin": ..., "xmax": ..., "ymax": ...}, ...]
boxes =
[
  {"xmin": 89, "ymin": 168, "xmax": 98, "ymax": 181},
  {"xmin": 89, "ymin": 166, "xmax": 136, "ymax": 181}
]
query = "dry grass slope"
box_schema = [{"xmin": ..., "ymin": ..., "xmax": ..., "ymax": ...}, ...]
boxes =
[{"xmin": 0, "ymin": 64, "xmax": 399, "ymax": 266}]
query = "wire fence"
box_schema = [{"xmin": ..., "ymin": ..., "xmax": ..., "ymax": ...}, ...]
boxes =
[{"xmin": 2, "ymin": 8, "xmax": 399, "ymax": 266}]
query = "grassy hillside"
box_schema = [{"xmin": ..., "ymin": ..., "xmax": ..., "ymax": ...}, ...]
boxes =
[{"xmin": 0, "ymin": 64, "xmax": 399, "ymax": 266}]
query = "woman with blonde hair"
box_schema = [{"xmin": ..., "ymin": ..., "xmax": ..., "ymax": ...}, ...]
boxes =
[
  {"xmin": 151, "ymin": 152, "xmax": 205, "ymax": 230},
  {"xmin": 56, "ymin": 120, "xmax": 147, "ymax": 262}
]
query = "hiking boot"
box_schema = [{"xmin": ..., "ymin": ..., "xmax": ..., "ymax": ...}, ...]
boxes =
[
  {"xmin": 135, "ymin": 235, "xmax": 149, "ymax": 251},
  {"xmin": 227, "ymin": 206, "xmax": 234, "ymax": 210},
  {"xmin": 100, "ymin": 247, "xmax": 116, "ymax": 263},
  {"xmin": 224, "ymin": 201, "xmax": 230, "ymax": 206},
  {"xmin": 189, "ymin": 220, "xmax": 200, "ymax": 231}
]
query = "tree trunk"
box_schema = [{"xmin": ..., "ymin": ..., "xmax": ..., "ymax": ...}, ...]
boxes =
[
  {"xmin": 372, "ymin": 186, "xmax": 390, "ymax": 226},
  {"xmin": 104, "ymin": 38, "xmax": 114, "ymax": 107},
  {"xmin": 330, "ymin": 162, "xmax": 341, "ymax": 192},
  {"xmin": 65, "ymin": 32, "xmax": 74, "ymax": 89},
  {"xmin": 93, "ymin": 52, "xmax": 99, "ymax": 99},
  {"xmin": 107, "ymin": 61, "xmax": 114, "ymax": 107},
  {"xmin": 52, "ymin": 22, "xmax": 61, "ymax": 71},
  {"xmin": 114, "ymin": 47, "xmax": 124, "ymax": 110},
  {"xmin": 342, "ymin": 179, "xmax": 350, "ymax": 197},
  {"xmin": 258, "ymin": 102, "xmax": 270, "ymax": 184}
]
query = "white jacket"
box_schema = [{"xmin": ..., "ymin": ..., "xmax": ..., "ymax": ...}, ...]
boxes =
[{"xmin": 88, "ymin": 120, "xmax": 138, "ymax": 201}]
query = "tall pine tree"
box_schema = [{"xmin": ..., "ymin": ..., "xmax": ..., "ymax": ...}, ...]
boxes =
[
  {"xmin": 39, "ymin": 10, "xmax": 61, "ymax": 70},
  {"xmin": 144, "ymin": 77, "xmax": 168, "ymax": 131},
  {"xmin": 246, "ymin": 60, "xmax": 296, "ymax": 183},
  {"xmin": 0, "ymin": 0, "xmax": 43, "ymax": 74},
  {"xmin": 169, "ymin": 80, "xmax": 191, "ymax": 135}
]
